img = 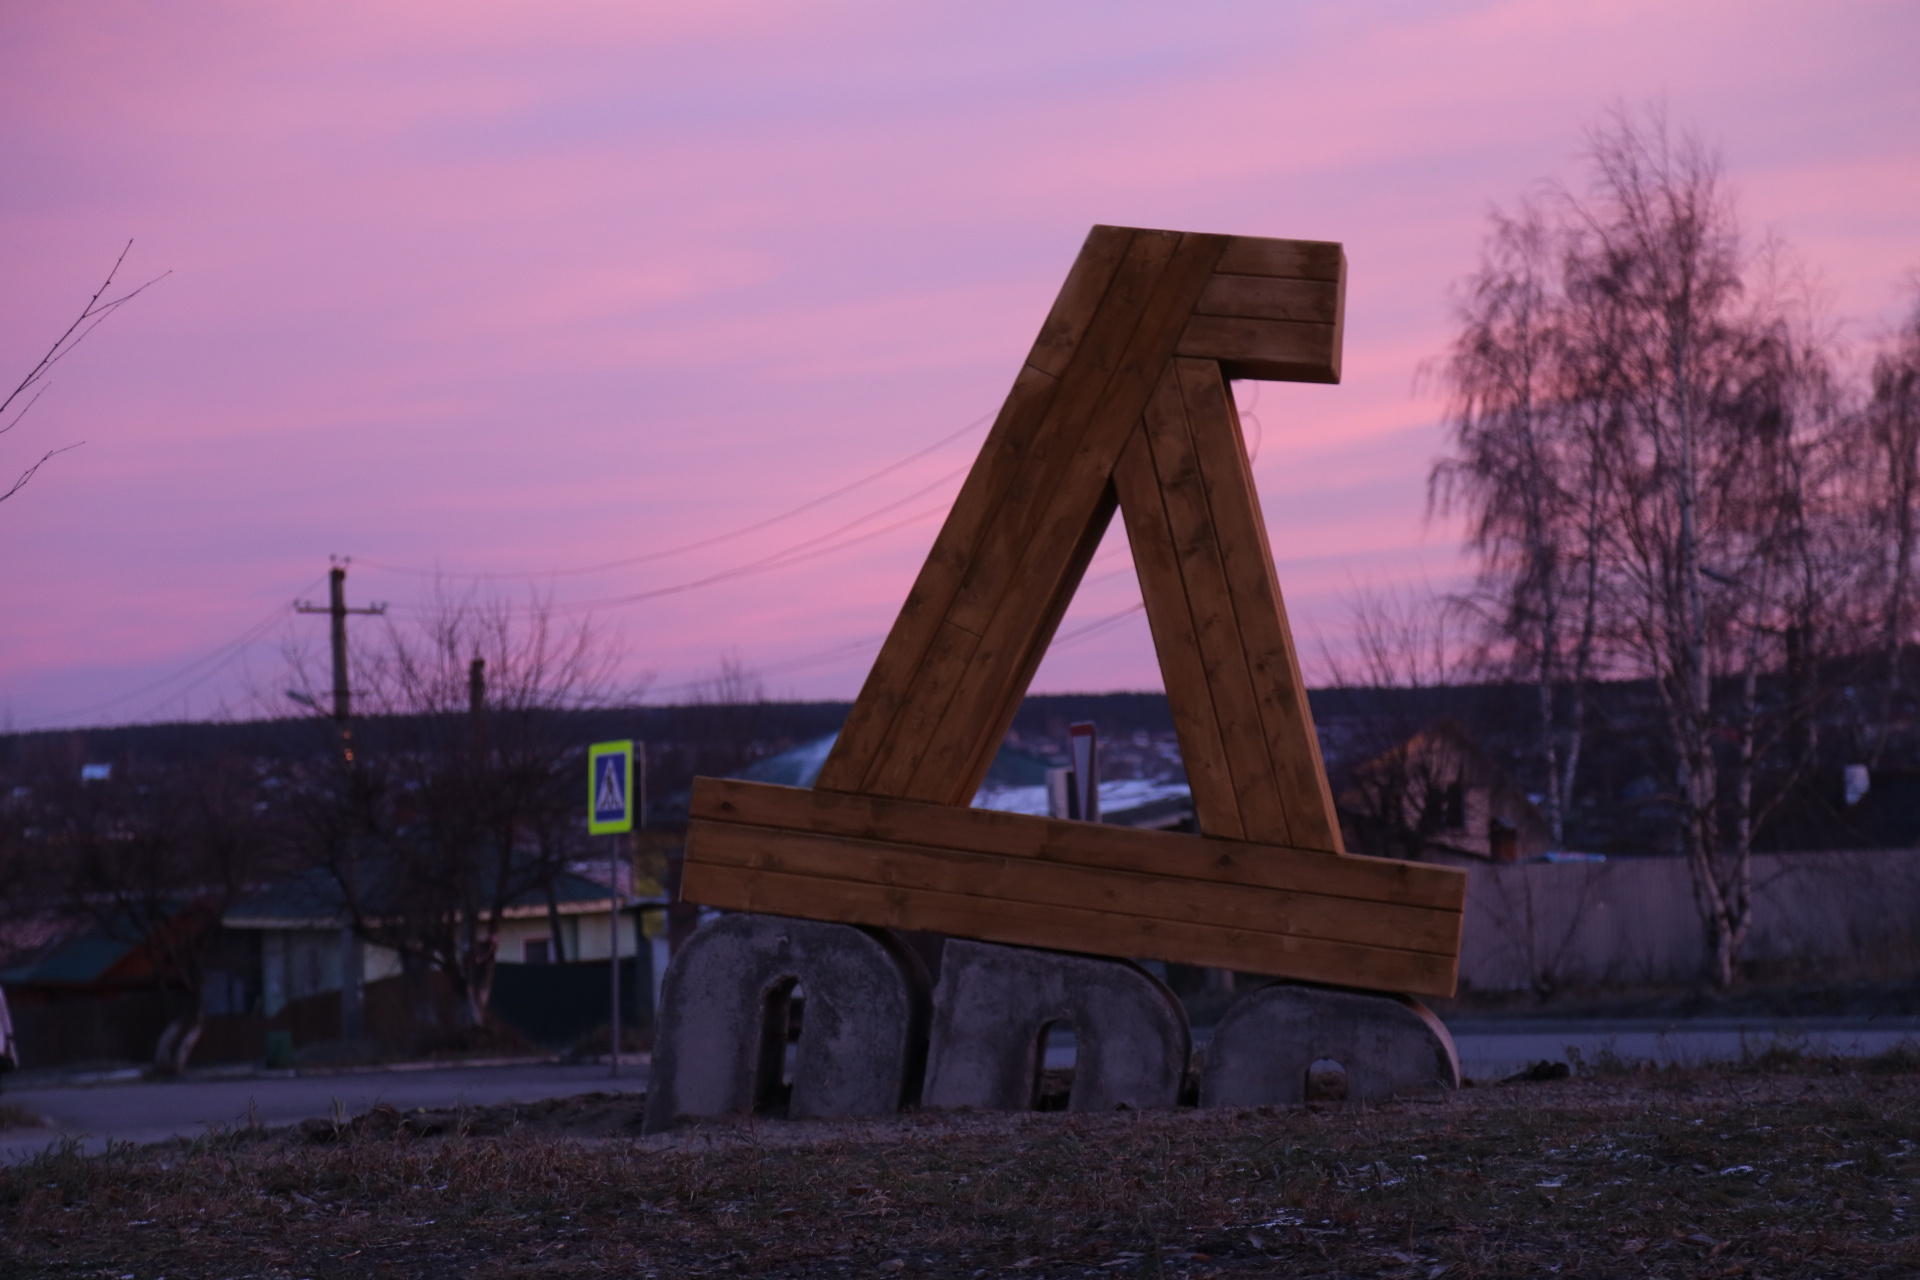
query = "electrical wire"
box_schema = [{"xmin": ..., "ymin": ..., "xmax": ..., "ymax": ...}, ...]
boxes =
[
  {"xmin": 359, "ymin": 410, "xmax": 993, "ymax": 581},
  {"xmin": 647, "ymin": 634, "xmax": 886, "ymax": 700},
  {"xmin": 1048, "ymin": 599, "xmax": 1147, "ymax": 650},
  {"xmin": 47, "ymin": 575, "xmax": 328, "ymax": 723}
]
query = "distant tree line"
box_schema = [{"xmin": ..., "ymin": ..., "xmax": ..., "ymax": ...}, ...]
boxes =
[{"xmin": 1430, "ymin": 107, "xmax": 1920, "ymax": 987}]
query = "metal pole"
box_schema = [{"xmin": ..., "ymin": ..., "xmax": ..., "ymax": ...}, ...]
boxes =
[{"xmin": 610, "ymin": 834, "xmax": 621, "ymax": 1079}]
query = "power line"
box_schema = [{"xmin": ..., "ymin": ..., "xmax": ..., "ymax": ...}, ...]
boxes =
[
  {"xmin": 47, "ymin": 574, "xmax": 328, "ymax": 724},
  {"xmin": 359, "ymin": 410, "xmax": 993, "ymax": 581},
  {"xmin": 1050, "ymin": 600, "xmax": 1147, "ymax": 650},
  {"xmin": 646, "ymin": 635, "xmax": 886, "ymax": 700},
  {"xmin": 389, "ymin": 477, "xmax": 961, "ymax": 620}
]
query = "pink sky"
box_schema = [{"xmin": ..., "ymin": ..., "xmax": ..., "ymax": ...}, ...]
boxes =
[{"xmin": 2, "ymin": 1, "xmax": 1915, "ymax": 730}]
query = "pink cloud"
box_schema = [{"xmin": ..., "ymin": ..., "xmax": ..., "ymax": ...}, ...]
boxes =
[{"xmin": 0, "ymin": 0, "xmax": 1914, "ymax": 728}]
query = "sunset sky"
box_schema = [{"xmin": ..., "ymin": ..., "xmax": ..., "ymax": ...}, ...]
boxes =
[{"xmin": 2, "ymin": 1, "xmax": 1914, "ymax": 731}]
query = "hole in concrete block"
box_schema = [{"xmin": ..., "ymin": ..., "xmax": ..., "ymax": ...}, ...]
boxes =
[
  {"xmin": 1305, "ymin": 1058, "xmax": 1349, "ymax": 1103},
  {"xmin": 755, "ymin": 977, "xmax": 800, "ymax": 1116},
  {"xmin": 1032, "ymin": 1021, "xmax": 1076, "ymax": 1111}
]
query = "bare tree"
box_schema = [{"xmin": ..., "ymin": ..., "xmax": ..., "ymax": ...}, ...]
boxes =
[
  {"xmin": 1318, "ymin": 585, "xmax": 1480, "ymax": 861},
  {"xmin": 283, "ymin": 592, "xmax": 636, "ymax": 1034},
  {"xmin": 2, "ymin": 243, "xmax": 165, "ymax": 503},
  {"xmin": 1432, "ymin": 201, "xmax": 1609, "ymax": 846},
  {"xmin": 1434, "ymin": 106, "xmax": 1859, "ymax": 986},
  {"xmin": 1859, "ymin": 290, "xmax": 1920, "ymax": 763},
  {"xmin": 5, "ymin": 752, "xmax": 276, "ymax": 1073}
]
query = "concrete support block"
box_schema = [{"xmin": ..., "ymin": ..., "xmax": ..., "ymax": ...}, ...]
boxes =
[
  {"xmin": 642, "ymin": 913, "xmax": 929, "ymax": 1132},
  {"xmin": 1199, "ymin": 983, "xmax": 1459, "ymax": 1108},
  {"xmin": 922, "ymin": 939, "xmax": 1189, "ymax": 1112}
]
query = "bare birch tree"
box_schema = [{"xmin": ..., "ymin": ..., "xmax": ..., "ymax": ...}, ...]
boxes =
[
  {"xmin": 1432, "ymin": 202, "xmax": 1607, "ymax": 847},
  {"xmin": 1435, "ymin": 106, "xmax": 1860, "ymax": 986},
  {"xmin": 1860, "ymin": 292, "xmax": 1920, "ymax": 764}
]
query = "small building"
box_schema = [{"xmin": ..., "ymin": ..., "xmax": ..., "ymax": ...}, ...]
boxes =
[
  {"xmin": 221, "ymin": 866, "xmax": 656, "ymax": 1055},
  {"xmin": 1336, "ymin": 719, "xmax": 1554, "ymax": 863}
]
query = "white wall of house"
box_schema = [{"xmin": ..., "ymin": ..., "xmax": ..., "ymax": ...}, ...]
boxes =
[
  {"xmin": 258, "ymin": 928, "xmax": 401, "ymax": 1016},
  {"xmin": 495, "ymin": 908, "xmax": 642, "ymax": 965}
]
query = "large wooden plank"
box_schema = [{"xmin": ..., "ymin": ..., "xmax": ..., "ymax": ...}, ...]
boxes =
[
  {"xmin": 948, "ymin": 483, "xmax": 1118, "ymax": 806},
  {"xmin": 819, "ymin": 228, "xmax": 1137, "ymax": 794},
  {"xmin": 687, "ymin": 820, "xmax": 1461, "ymax": 956},
  {"xmin": 1194, "ymin": 274, "xmax": 1340, "ymax": 324},
  {"xmin": 1112, "ymin": 427, "xmax": 1244, "ymax": 840},
  {"xmin": 854, "ymin": 230, "xmax": 1185, "ymax": 799},
  {"xmin": 1174, "ymin": 358, "xmax": 1344, "ymax": 853},
  {"xmin": 819, "ymin": 359, "xmax": 1063, "ymax": 792},
  {"xmin": 1138, "ymin": 361, "xmax": 1297, "ymax": 844},
  {"xmin": 941, "ymin": 230, "xmax": 1189, "ymax": 638},
  {"xmin": 682, "ymin": 861, "xmax": 1458, "ymax": 997},
  {"xmin": 689, "ymin": 778, "xmax": 1468, "ymax": 912},
  {"xmin": 1215, "ymin": 236, "xmax": 1343, "ymax": 281},
  {"xmin": 893, "ymin": 231, "xmax": 1230, "ymax": 803},
  {"xmin": 1177, "ymin": 315, "xmax": 1341, "ymax": 384},
  {"xmin": 1027, "ymin": 225, "xmax": 1135, "ymax": 378}
]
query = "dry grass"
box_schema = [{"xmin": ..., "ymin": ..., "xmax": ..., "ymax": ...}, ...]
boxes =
[{"xmin": 4, "ymin": 1060, "xmax": 1919, "ymax": 1278}]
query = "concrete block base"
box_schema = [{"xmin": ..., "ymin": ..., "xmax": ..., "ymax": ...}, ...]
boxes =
[
  {"xmin": 1199, "ymin": 983, "xmax": 1459, "ymax": 1108},
  {"xmin": 923, "ymin": 939, "xmax": 1189, "ymax": 1112},
  {"xmin": 642, "ymin": 913, "xmax": 929, "ymax": 1133}
]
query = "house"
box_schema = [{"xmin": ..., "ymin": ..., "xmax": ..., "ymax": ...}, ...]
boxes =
[
  {"xmin": 1336, "ymin": 719, "xmax": 1554, "ymax": 863},
  {"xmin": 0, "ymin": 900, "xmax": 259, "ymax": 1070},
  {"xmin": 222, "ymin": 865, "xmax": 657, "ymax": 1053}
]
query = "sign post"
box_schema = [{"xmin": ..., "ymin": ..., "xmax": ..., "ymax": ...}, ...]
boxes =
[{"xmin": 589, "ymin": 740, "xmax": 634, "ymax": 1077}]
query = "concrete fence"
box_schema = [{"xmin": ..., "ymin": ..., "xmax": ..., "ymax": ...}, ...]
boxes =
[{"xmin": 1455, "ymin": 849, "xmax": 1920, "ymax": 992}]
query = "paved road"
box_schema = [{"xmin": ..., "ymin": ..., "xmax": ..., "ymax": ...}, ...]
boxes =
[
  {"xmin": 1445, "ymin": 1017, "xmax": 1920, "ymax": 1080},
  {"xmin": 1035, "ymin": 1017, "xmax": 1920, "ymax": 1081},
  {"xmin": 1, "ymin": 1062, "xmax": 647, "ymax": 1162},
  {"xmin": 10, "ymin": 1017, "xmax": 1919, "ymax": 1160}
]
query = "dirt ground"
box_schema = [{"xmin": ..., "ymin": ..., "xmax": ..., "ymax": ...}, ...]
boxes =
[{"xmin": 4, "ymin": 1056, "xmax": 1918, "ymax": 1279}]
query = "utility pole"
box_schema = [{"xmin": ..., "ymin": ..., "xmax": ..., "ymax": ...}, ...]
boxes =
[
  {"xmin": 295, "ymin": 559, "xmax": 387, "ymax": 730},
  {"xmin": 294, "ymin": 558, "xmax": 385, "ymax": 1043}
]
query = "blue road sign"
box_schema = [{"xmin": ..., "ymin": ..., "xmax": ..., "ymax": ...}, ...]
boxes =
[{"xmin": 588, "ymin": 740, "xmax": 634, "ymax": 834}]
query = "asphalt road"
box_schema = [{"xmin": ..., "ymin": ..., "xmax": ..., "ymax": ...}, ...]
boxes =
[
  {"xmin": 1444, "ymin": 1017, "xmax": 1920, "ymax": 1080},
  {"xmin": 8, "ymin": 1017, "xmax": 1918, "ymax": 1161},
  {"xmin": 1, "ymin": 1061, "xmax": 647, "ymax": 1162}
]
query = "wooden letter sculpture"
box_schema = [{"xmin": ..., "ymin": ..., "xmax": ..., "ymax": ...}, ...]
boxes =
[{"xmin": 683, "ymin": 226, "xmax": 1467, "ymax": 998}]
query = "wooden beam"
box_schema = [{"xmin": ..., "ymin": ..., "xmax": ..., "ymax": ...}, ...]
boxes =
[
  {"xmin": 703, "ymin": 227, "xmax": 1457, "ymax": 995},
  {"xmin": 1112, "ymin": 427, "xmax": 1244, "ymax": 840},
  {"xmin": 1172, "ymin": 359, "xmax": 1343, "ymax": 852},
  {"xmin": 1194, "ymin": 275, "xmax": 1341, "ymax": 324},
  {"xmin": 691, "ymin": 779, "xmax": 1464, "ymax": 912},
  {"xmin": 683, "ymin": 859, "xmax": 1459, "ymax": 997},
  {"xmin": 687, "ymin": 821, "xmax": 1460, "ymax": 957}
]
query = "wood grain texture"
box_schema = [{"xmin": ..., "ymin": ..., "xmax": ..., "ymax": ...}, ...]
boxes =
[
  {"xmin": 1194, "ymin": 275, "xmax": 1341, "ymax": 324},
  {"xmin": 688, "ymin": 820, "xmax": 1459, "ymax": 956},
  {"xmin": 818, "ymin": 358, "xmax": 1063, "ymax": 793},
  {"xmin": 1215, "ymin": 237, "xmax": 1343, "ymax": 281},
  {"xmin": 1028, "ymin": 225, "xmax": 1135, "ymax": 378},
  {"xmin": 890, "ymin": 231, "xmax": 1228, "ymax": 803},
  {"xmin": 847, "ymin": 230, "xmax": 1182, "ymax": 799},
  {"xmin": 1136, "ymin": 362, "xmax": 1295, "ymax": 843},
  {"xmin": 690, "ymin": 778, "xmax": 1465, "ymax": 912},
  {"xmin": 734, "ymin": 227, "xmax": 1412, "ymax": 988},
  {"xmin": 1176, "ymin": 315, "xmax": 1341, "ymax": 384},
  {"xmin": 1173, "ymin": 358, "xmax": 1344, "ymax": 853},
  {"xmin": 1112, "ymin": 427, "xmax": 1244, "ymax": 840},
  {"xmin": 682, "ymin": 859, "xmax": 1458, "ymax": 997}
]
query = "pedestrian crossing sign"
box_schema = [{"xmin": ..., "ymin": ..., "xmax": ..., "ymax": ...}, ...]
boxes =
[{"xmin": 588, "ymin": 740, "xmax": 634, "ymax": 834}]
